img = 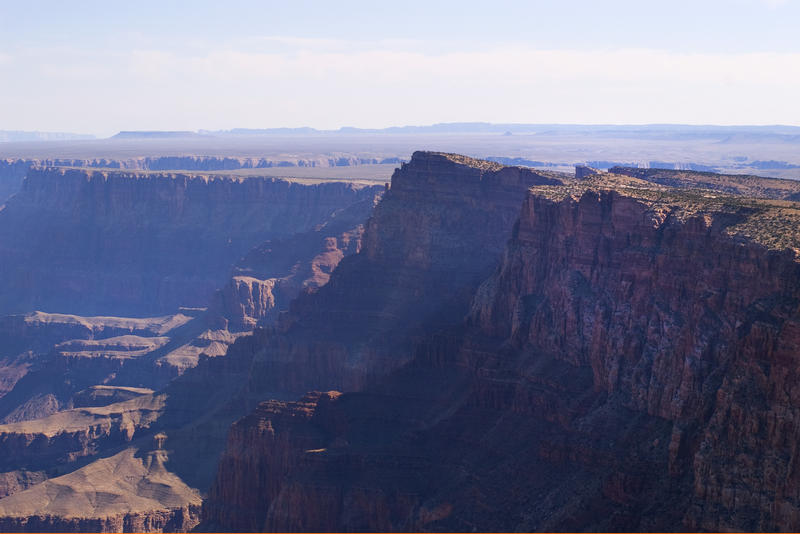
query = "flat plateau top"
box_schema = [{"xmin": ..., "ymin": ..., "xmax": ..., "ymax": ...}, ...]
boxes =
[
  {"xmin": 38, "ymin": 165, "xmax": 396, "ymax": 186},
  {"xmin": 531, "ymin": 173, "xmax": 800, "ymax": 255}
]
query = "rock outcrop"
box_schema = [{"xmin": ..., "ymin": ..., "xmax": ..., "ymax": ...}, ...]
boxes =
[
  {"xmin": 0, "ymin": 446, "xmax": 201, "ymax": 532},
  {"xmin": 204, "ymin": 164, "xmax": 800, "ymax": 531},
  {"xmin": 0, "ymin": 167, "xmax": 383, "ymax": 316},
  {"xmin": 7, "ymin": 151, "xmax": 800, "ymax": 532},
  {"xmin": 71, "ymin": 386, "xmax": 154, "ymax": 408},
  {"xmin": 234, "ymin": 152, "xmax": 565, "ymax": 398},
  {"xmin": 203, "ymin": 391, "xmax": 339, "ymax": 531}
]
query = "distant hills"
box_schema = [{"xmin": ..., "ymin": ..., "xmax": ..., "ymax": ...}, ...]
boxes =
[
  {"xmin": 4, "ymin": 124, "xmax": 800, "ymax": 143},
  {"xmin": 116, "ymin": 123, "xmax": 800, "ymax": 141}
]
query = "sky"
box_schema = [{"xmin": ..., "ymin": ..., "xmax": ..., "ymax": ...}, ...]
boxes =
[{"xmin": 1, "ymin": 0, "xmax": 799, "ymax": 137}]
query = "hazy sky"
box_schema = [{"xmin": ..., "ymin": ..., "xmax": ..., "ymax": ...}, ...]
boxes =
[{"xmin": 1, "ymin": 0, "xmax": 799, "ymax": 136}]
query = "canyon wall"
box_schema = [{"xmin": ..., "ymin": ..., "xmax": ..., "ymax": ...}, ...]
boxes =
[
  {"xmin": 0, "ymin": 167, "xmax": 383, "ymax": 316},
  {"xmin": 205, "ymin": 164, "xmax": 800, "ymax": 531}
]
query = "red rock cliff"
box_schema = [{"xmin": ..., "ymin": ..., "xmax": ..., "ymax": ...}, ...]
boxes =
[{"xmin": 205, "ymin": 173, "xmax": 800, "ymax": 531}]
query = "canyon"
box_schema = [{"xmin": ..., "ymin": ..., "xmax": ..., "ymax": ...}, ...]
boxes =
[
  {"xmin": 0, "ymin": 149, "xmax": 798, "ymax": 531},
  {"xmin": 0, "ymin": 160, "xmax": 385, "ymax": 531}
]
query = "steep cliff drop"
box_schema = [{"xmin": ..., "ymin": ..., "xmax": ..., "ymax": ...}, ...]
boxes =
[{"xmin": 204, "ymin": 160, "xmax": 800, "ymax": 531}]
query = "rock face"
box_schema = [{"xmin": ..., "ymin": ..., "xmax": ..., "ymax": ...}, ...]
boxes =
[
  {"xmin": 0, "ymin": 160, "xmax": 387, "ymax": 530},
  {"xmin": 233, "ymin": 152, "xmax": 564, "ymax": 399},
  {"xmin": 147, "ymin": 151, "xmax": 564, "ymax": 502},
  {"xmin": 1, "ymin": 155, "xmax": 402, "ymax": 174},
  {"xmin": 204, "ymin": 163, "xmax": 800, "ymax": 531},
  {"xmin": 6, "ymin": 151, "xmax": 800, "ymax": 532},
  {"xmin": 0, "ymin": 167, "xmax": 383, "ymax": 316}
]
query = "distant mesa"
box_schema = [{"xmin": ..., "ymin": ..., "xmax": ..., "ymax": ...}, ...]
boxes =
[
  {"xmin": 97, "ymin": 123, "xmax": 800, "ymax": 141},
  {"xmin": 223, "ymin": 127, "xmax": 319, "ymax": 136},
  {"xmin": 111, "ymin": 131, "xmax": 203, "ymax": 139}
]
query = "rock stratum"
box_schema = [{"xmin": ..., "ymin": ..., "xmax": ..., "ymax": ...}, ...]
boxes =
[
  {"xmin": 2, "ymin": 151, "xmax": 800, "ymax": 531},
  {"xmin": 202, "ymin": 155, "xmax": 800, "ymax": 532}
]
